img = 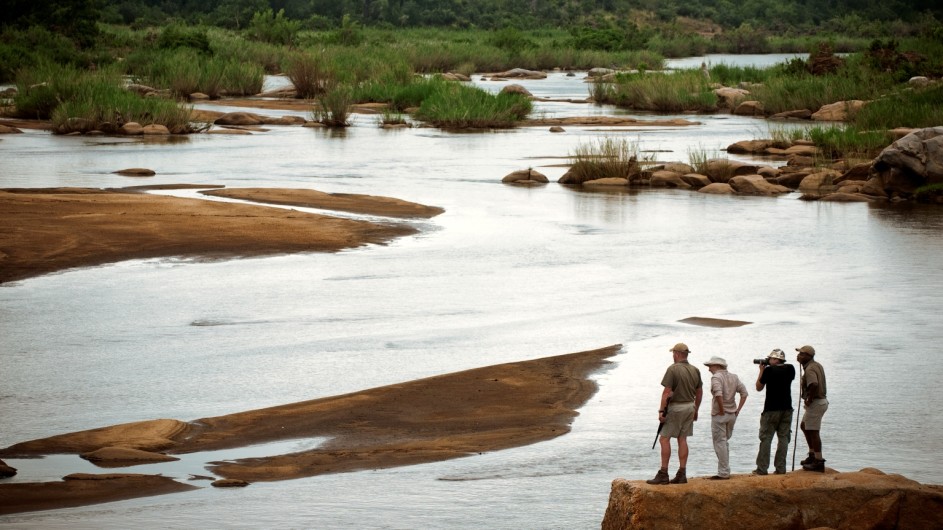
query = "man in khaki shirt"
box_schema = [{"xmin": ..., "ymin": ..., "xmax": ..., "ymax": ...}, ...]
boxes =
[
  {"xmin": 797, "ymin": 345, "xmax": 828, "ymax": 472},
  {"xmin": 647, "ymin": 342, "xmax": 703, "ymax": 485}
]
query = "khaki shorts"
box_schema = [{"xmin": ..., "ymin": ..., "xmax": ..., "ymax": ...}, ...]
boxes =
[
  {"xmin": 802, "ymin": 398, "xmax": 829, "ymax": 430},
  {"xmin": 661, "ymin": 401, "xmax": 696, "ymax": 438}
]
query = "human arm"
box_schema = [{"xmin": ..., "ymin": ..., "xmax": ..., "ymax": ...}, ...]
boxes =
[
  {"xmin": 805, "ymin": 382, "xmax": 819, "ymax": 406},
  {"xmin": 756, "ymin": 363, "xmax": 766, "ymax": 391},
  {"xmin": 694, "ymin": 386, "xmax": 703, "ymax": 421},
  {"xmin": 658, "ymin": 386, "xmax": 671, "ymax": 422}
]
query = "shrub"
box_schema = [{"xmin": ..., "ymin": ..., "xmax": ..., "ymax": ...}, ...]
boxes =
[
  {"xmin": 489, "ymin": 28, "xmax": 536, "ymax": 54},
  {"xmin": 598, "ymin": 70, "xmax": 716, "ymax": 112},
  {"xmin": 157, "ymin": 24, "xmax": 212, "ymax": 54},
  {"xmin": 313, "ymin": 82, "xmax": 353, "ymax": 127},
  {"xmin": 247, "ymin": 9, "xmax": 301, "ymax": 46},
  {"xmin": 286, "ymin": 52, "xmax": 329, "ymax": 99},
  {"xmin": 565, "ymin": 137, "xmax": 641, "ymax": 184},
  {"xmin": 415, "ymin": 82, "xmax": 531, "ymax": 128}
]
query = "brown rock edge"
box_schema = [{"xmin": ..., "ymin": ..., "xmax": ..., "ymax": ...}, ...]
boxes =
[
  {"xmin": 0, "ymin": 344, "xmax": 621, "ymax": 512},
  {"xmin": 0, "ymin": 474, "xmax": 198, "ymax": 516},
  {"xmin": 201, "ymin": 187, "xmax": 445, "ymax": 219},
  {"xmin": 0, "ymin": 187, "xmax": 424, "ymax": 284},
  {"xmin": 602, "ymin": 468, "xmax": 943, "ymax": 530},
  {"xmin": 678, "ymin": 316, "xmax": 752, "ymax": 328}
]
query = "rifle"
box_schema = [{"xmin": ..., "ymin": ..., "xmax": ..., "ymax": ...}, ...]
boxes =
[{"xmin": 652, "ymin": 396, "xmax": 671, "ymax": 449}]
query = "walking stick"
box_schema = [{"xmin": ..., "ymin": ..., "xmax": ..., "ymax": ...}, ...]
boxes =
[
  {"xmin": 791, "ymin": 364, "xmax": 804, "ymax": 471},
  {"xmin": 652, "ymin": 396, "xmax": 671, "ymax": 449}
]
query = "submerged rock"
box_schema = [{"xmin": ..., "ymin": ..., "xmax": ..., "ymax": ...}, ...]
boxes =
[
  {"xmin": 602, "ymin": 468, "xmax": 943, "ymax": 530},
  {"xmin": 502, "ymin": 169, "xmax": 549, "ymax": 185}
]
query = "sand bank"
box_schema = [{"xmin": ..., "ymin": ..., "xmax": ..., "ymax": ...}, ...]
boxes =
[
  {"xmin": 0, "ymin": 187, "xmax": 425, "ymax": 283},
  {"xmin": 0, "ymin": 345, "xmax": 621, "ymax": 512},
  {"xmin": 201, "ymin": 187, "xmax": 445, "ymax": 218}
]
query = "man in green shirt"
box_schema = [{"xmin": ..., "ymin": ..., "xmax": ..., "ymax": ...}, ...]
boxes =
[{"xmin": 647, "ymin": 342, "xmax": 703, "ymax": 485}]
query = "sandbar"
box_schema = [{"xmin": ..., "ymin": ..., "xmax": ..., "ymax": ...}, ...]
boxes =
[
  {"xmin": 0, "ymin": 187, "xmax": 421, "ymax": 283},
  {"xmin": 201, "ymin": 187, "xmax": 445, "ymax": 218},
  {"xmin": 678, "ymin": 316, "xmax": 752, "ymax": 328},
  {"xmin": 0, "ymin": 344, "xmax": 620, "ymax": 512}
]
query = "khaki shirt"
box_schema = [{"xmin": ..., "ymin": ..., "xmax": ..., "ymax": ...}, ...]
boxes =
[
  {"xmin": 661, "ymin": 360, "xmax": 702, "ymax": 403},
  {"xmin": 801, "ymin": 360, "xmax": 827, "ymax": 399},
  {"xmin": 710, "ymin": 369, "xmax": 748, "ymax": 415}
]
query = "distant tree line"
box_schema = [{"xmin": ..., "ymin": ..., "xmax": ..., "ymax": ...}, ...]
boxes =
[{"xmin": 2, "ymin": 0, "xmax": 942, "ymax": 46}]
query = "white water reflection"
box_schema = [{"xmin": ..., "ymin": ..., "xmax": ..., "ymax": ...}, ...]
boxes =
[{"xmin": 1, "ymin": 63, "xmax": 942, "ymax": 528}]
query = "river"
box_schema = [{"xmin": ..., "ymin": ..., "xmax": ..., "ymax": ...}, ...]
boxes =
[{"xmin": 1, "ymin": 55, "xmax": 942, "ymax": 528}]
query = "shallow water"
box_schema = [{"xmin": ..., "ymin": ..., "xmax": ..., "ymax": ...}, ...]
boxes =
[{"xmin": 1, "ymin": 63, "xmax": 942, "ymax": 528}]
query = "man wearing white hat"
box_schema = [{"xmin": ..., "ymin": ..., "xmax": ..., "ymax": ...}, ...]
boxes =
[
  {"xmin": 704, "ymin": 356, "xmax": 748, "ymax": 480},
  {"xmin": 754, "ymin": 348, "xmax": 795, "ymax": 475}
]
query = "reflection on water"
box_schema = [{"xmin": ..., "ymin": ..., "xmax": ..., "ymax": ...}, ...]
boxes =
[{"xmin": 1, "ymin": 64, "xmax": 942, "ymax": 528}]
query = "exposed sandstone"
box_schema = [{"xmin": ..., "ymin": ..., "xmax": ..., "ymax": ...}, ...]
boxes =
[
  {"xmin": 602, "ymin": 468, "xmax": 943, "ymax": 530},
  {"xmin": 80, "ymin": 446, "xmax": 180, "ymax": 466},
  {"xmin": 811, "ymin": 100, "xmax": 867, "ymax": 121},
  {"xmin": 502, "ymin": 168, "xmax": 549, "ymax": 185},
  {"xmin": 501, "ymin": 84, "xmax": 533, "ymax": 97},
  {"xmin": 698, "ymin": 183, "xmax": 735, "ymax": 194},
  {"xmin": 0, "ymin": 458, "xmax": 16, "ymax": 477},
  {"xmin": 112, "ymin": 168, "xmax": 156, "ymax": 177},
  {"xmin": 728, "ymin": 174, "xmax": 791, "ymax": 195}
]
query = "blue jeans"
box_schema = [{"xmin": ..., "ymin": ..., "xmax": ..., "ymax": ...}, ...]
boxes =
[{"xmin": 756, "ymin": 410, "xmax": 793, "ymax": 474}]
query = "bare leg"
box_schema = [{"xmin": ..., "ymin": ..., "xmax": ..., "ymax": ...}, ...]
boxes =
[
  {"xmin": 659, "ymin": 436, "xmax": 672, "ymax": 469},
  {"xmin": 678, "ymin": 436, "xmax": 689, "ymax": 468},
  {"xmin": 806, "ymin": 430, "xmax": 822, "ymax": 454}
]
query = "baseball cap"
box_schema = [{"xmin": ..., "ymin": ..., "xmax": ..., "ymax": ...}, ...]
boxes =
[
  {"xmin": 670, "ymin": 343, "xmax": 690, "ymax": 353},
  {"xmin": 796, "ymin": 345, "xmax": 815, "ymax": 355}
]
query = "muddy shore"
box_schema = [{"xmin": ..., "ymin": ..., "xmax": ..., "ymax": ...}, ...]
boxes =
[{"xmin": 0, "ymin": 344, "xmax": 621, "ymax": 514}]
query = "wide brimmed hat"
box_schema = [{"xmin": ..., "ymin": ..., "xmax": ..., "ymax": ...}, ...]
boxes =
[
  {"xmin": 767, "ymin": 349, "xmax": 786, "ymax": 361},
  {"xmin": 670, "ymin": 343, "xmax": 690, "ymax": 353},
  {"xmin": 703, "ymin": 356, "xmax": 727, "ymax": 367}
]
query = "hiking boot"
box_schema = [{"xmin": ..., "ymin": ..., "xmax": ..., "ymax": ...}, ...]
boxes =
[
  {"xmin": 646, "ymin": 469, "xmax": 670, "ymax": 485},
  {"xmin": 709, "ymin": 475, "xmax": 730, "ymax": 480},
  {"xmin": 669, "ymin": 469, "xmax": 687, "ymax": 484},
  {"xmin": 752, "ymin": 469, "xmax": 768, "ymax": 476},
  {"xmin": 774, "ymin": 469, "xmax": 787, "ymax": 475},
  {"xmin": 800, "ymin": 453, "xmax": 816, "ymax": 466},
  {"xmin": 802, "ymin": 458, "xmax": 826, "ymax": 472}
]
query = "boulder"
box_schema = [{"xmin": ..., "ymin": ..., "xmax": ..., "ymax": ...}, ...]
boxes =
[
  {"xmin": 549, "ymin": 126, "xmax": 565, "ymax": 133},
  {"xmin": 80, "ymin": 446, "xmax": 180, "ymax": 465},
  {"xmin": 732, "ymin": 100, "xmax": 764, "ymax": 116},
  {"xmin": 726, "ymin": 140, "xmax": 772, "ymax": 155},
  {"xmin": 798, "ymin": 170, "xmax": 841, "ymax": 195},
  {"xmin": 701, "ymin": 159, "xmax": 760, "ymax": 183},
  {"xmin": 126, "ymin": 84, "xmax": 159, "ymax": 97},
  {"xmin": 206, "ymin": 128, "xmax": 252, "ymax": 135},
  {"xmin": 660, "ymin": 162, "xmax": 695, "ymax": 174},
  {"xmin": 872, "ymin": 127, "xmax": 943, "ymax": 197},
  {"xmin": 502, "ymin": 169, "xmax": 549, "ymax": 185},
  {"xmin": 649, "ymin": 171, "xmax": 690, "ymax": 189},
  {"xmin": 583, "ymin": 177, "xmax": 629, "ymax": 187},
  {"xmin": 909, "ymin": 76, "xmax": 930, "ymax": 88},
  {"xmin": 811, "ymin": 100, "xmax": 867, "ymax": 121},
  {"xmin": 820, "ymin": 192, "xmax": 876, "ymax": 202},
  {"xmin": 142, "ymin": 124, "xmax": 170, "ymax": 135},
  {"xmin": 783, "ymin": 144, "xmax": 819, "ymax": 157},
  {"xmin": 0, "ymin": 458, "xmax": 16, "ymax": 478},
  {"xmin": 680, "ymin": 174, "xmax": 711, "ymax": 189},
  {"xmin": 773, "ymin": 169, "xmax": 815, "ymax": 189},
  {"xmin": 713, "ymin": 87, "xmax": 749, "ymax": 108},
  {"xmin": 602, "ymin": 468, "xmax": 943, "ymax": 530},
  {"xmin": 834, "ymin": 162, "xmax": 872, "ymax": 184},
  {"xmin": 501, "ymin": 84, "xmax": 533, "ymax": 97},
  {"xmin": 769, "ymin": 109, "xmax": 812, "ymax": 120},
  {"xmin": 787, "ymin": 154, "xmax": 815, "ymax": 167},
  {"xmin": 587, "ymin": 68, "xmax": 615, "ymax": 78},
  {"xmin": 698, "ymin": 183, "xmax": 735, "ymax": 195},
  {"xmin": 189, "ymin": 92, "xmax": 210, "ymax": 100},
  {"xmin": 119, "ymin": 122, "xmax": 144, "ymax": 135},
  {"xmin": 441, "ymin": 72, "xmax": 471, "ymax": 82},
  {"xmin": 728, "ymin": 174, "xmax": 791, "ymax": 195},
  {"xmin": 757, "ymin": 166, "xmax": 780, "ymax": 179},
  {"xmin": 265, "ymin": 115, "xmax": 306, "ymax": 126},
  {"xmin": 214, "ymin": 112, "xmax": 266, "ymax": 126},
  {"xmin": 113, "ymin": 168, "xmax": 156, "ymax": 177}
]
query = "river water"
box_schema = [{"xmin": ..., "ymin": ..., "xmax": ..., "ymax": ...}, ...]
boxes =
[{"xmin": 1, "ymin": 56, "xmax": 942, "ymax": 528}]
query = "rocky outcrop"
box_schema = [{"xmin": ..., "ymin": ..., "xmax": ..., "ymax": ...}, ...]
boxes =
[
  {"xmin": 733, "ymin": 100, "xmax": 764, "ymax": 116},
  {"xmin": 728, "ymin": 174, "xmax": 791, "ymax": 195},
  {"xmin": 0, "ymin": 458, "xmax": 16, "ymax": 477},
  {"xmin": 872, "ymin": 126, "xmax": 943, "ymax": 197},
  {"xmin": 112, "ymin": 168, "xmax": 156, "ymax": 177},
  {"xmin": 490, "ymin": 68, "xmax": 546, "ymax": 80},
  {"xmin": 811, "ymin": 100, "xmax": 867, "ymax": 121},
  {"xmin": 80, "ymin": 446, "xmax": 180, "ymax": 466},
  {"xmin": 602, "ymin": 468, "xmax": 943, "ymax": 530},
  {"xmin": 501, "ymin": 84, "xmax": 533, "ymax": 97},
  {"xmin": 713, "ymin": 87, "xmax": 749, "ymax": 109}
]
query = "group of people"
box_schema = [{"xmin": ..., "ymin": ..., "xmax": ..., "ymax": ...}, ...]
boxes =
[{"xmin": 647, "ymin": 342, "xmax": 828, "ymax": 484}]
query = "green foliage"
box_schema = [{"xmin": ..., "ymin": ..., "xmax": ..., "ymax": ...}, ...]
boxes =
[
  {"xmin": 248, "ymin": 8, "xmax": 301, "ymax": 46},
  {"xmin": 157, "ymin": 24, "xmax": 212, "ymax": 54},
  {"xmin": 854, "ymin": 84, "xmax": 943, "ymax": 130},
  {"xmin": 313, "ymin": 82, "xmax": 352, "ymax": 127},
  {"xmin": 415, "ymin": 83, "xmax": 532, "ymax": 128},
  {"xmin": 325, "ymin": 14, "xmax": 364, "ymax": 46},
  {"xmin": 914, "ymin": 183, "xmax": 943, "ymax": 203},
  {"xmin": 713, "ymin": 23, "xmax": 770, "ymax": 54},
  {"xmin": 570, "ymin": 24, "xmax": 651, "ymax": 52},
  {"xmin": 13, "ymin": 62, "xmax": 193, "ymax": 133},
  {"xmin": 286, "ymin": 52, "xmax": 330, "ymax": 98},
  {"xmin": 597, "ymin": 70, "xmax": 717, "ymax": 112},
  {"xmin": 805, "ymin": 125, "xmax": 893, "ymax": 160},
  {"xmin": 488, "ymin": 28, "xmax": 536, "ymax": 55},
  {"xmin": 127, "ymin": 48, "xmax": 263, "ymax": 98},
  {"xmin": 566, "ymin": 137, "xmax": 641, "ymax": 185},
  {"xmin": 0, "ymin": 26, "xmax": 84, "ymax": 82}
]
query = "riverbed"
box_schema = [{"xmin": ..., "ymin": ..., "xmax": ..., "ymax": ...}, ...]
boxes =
[{"xmin": 1, "ymin": 55, "xmax": 942, "ymax": 528}]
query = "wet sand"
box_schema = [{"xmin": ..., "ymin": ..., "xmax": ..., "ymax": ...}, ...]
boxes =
[
  {"xmin": 0, "ymin": 187, "xmax": 424, "ymax": 283},
  {"xmin": 201, "ymin": 188, "xmax": 445, "ymax": 218},
  {"xmin": 0, "ymin": 344, "xmax": 621, "ymax": 513}
]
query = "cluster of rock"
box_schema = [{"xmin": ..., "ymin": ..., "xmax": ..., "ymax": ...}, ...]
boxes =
[
  {"xmin": 601, "ymin": 468, "xmax": 943, "ymax": 530},
  {"xmin": 503, "ymin": 127, "xmax": 943, "ymax": 203}
]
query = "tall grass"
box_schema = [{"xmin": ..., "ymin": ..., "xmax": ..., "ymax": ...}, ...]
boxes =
[
  {"xmin": 806, "ymin": 125, "xmax": 895, "ymax": 160},
  {"xmin": 126, "ymin": 49, "xmax": 264, "ymax": 98},
  {"xmin": 285, "ymin": 51, "xmax": 330, "ymax": 98},
  {"xmin": 596, "ymin": 70, "xmax": 717, "ymax": 112},
  {"xmin": 854, "ymin": 84, "xmax": 943, "ymax": 130},
  {"xmin": 14, "ymin": 63, "xmax": 193, "ymax": 133},
  {"xmin": 565, "ymin": 137, "xmax": 641, "ymax": 184},
  {"xmin": 414, "ymin": 82, "xmax": 531, "ymax": 128},
  {"xmin": 312, "ymin": 83, "xmax": 352, "ymax": 127}
]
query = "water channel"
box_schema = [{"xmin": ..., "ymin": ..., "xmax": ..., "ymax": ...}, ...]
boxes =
[{"xmin": 1, "ymin": 55, "xmax": 941, "ymax": 528}]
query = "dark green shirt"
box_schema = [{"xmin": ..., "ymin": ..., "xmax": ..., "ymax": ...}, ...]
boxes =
[{"xmin": 661, "ymin": 360, "xmax": 702, "ymax": 403}]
